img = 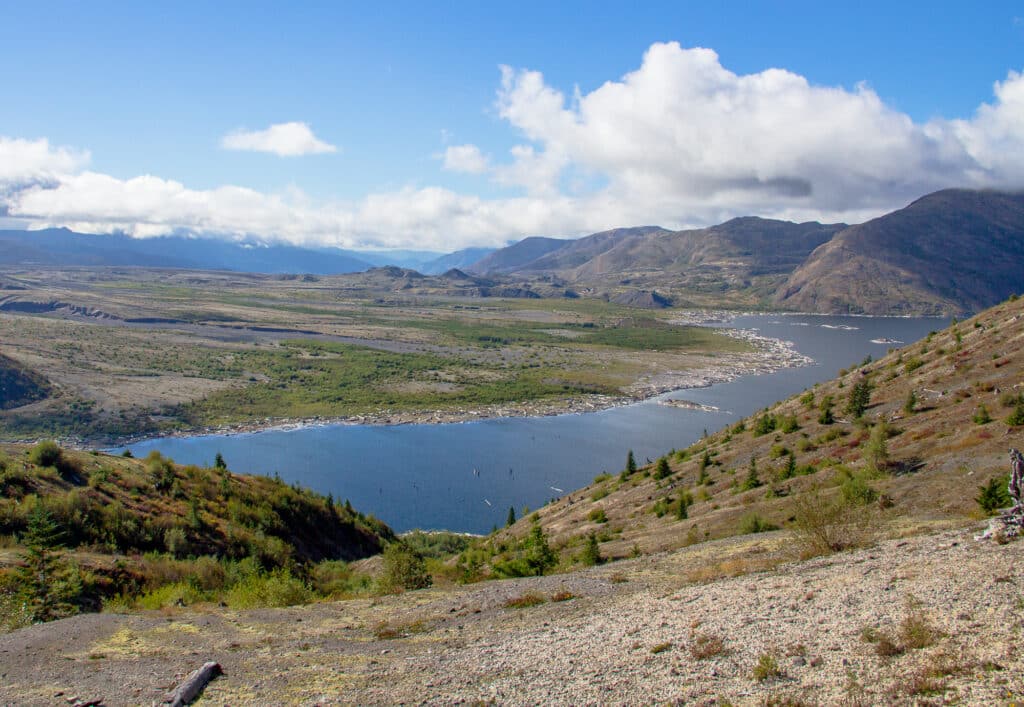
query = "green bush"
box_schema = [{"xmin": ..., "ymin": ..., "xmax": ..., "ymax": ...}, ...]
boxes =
[
  {"xmin": 1007, "ymin": 399, "xmax": 1024, "ymax": 426},
  {"xmin": 28, "ymin": 440, "xmax": 62, "ymax": 468},
  {"xmin": 225, "ymin": 569, "xmax": 313, "ymax": 609},
  {"xmin": 973, "ymin": 404, "xmax": 992, "ymax": 425},
  {"xmin": 976, "ymin": 475, "xmax": 1011, "ymax": 515},
  {"xmin": 588, "ymin": 507, "xmax": 608, "ymax": 523},
  {"xmin": 378, "ymin": 543, "xmax": 432, "ymax": 594},
  {"xmin": 579, "ymin": 533, "xmax": 602, "ymax": 566},
  {"xmin": 653, "ymin": 456, "xmax": 671, "ymax": 480},
  {"xmin": 739, "ymin": 513, "xmax": 776, "ymax": 535},
  {"xmin": 753, "ymin": 414, "xmax": 777, "ymax": 436}
]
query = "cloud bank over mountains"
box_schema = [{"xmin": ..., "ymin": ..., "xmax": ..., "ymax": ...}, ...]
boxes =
[{"xmin": 2, "ymin": 43, "xmax": 1023, "ymax": 251}]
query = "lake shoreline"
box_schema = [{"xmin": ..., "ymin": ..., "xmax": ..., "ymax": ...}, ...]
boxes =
[{"xmin": 97, "ymin": 322, "xmax": 812, "ymax": 450}]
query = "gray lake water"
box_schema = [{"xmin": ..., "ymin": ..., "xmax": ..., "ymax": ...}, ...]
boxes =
[{"xmin": 123, "ymin": 315, "xmax": 946, "ymax": 533}]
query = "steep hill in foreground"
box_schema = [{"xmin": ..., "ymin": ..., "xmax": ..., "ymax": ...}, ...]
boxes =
[
  {"xmin": 0, "ymin": 444, "xmax": 393, "ymax": 611},
  {"xmin": 777, "ymin": 189, "xmax": 1024, "ymax": 315},
  {"xmin": 484, "ymin": 293, "xmax": 1024, "ymax": 567}
]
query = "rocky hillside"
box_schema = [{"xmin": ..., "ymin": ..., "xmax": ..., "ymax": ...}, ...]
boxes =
[
  {"xmin": 482, "ymin": 293, "xmax": 1024, "ymax": 570},
  {"xmin": 777, "ymin": 189, "xmax": 1024, "ymax": 315}
]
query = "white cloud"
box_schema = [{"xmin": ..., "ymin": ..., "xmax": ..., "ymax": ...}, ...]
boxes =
[
  {"xmin": 0, "ymin": 137, "xmax": 90, "ymax": 184},
  {"xmin": 492, "ymin": 43, "xmax": 1023, "ymax": 220},
  {"xmin": 3, "ymin": 44, "xmax": 1024, "ymax": 251},
  {"xmin": 220, "ymin": 122, "xmax": 337, "ymax": 156},
  {"xmin": 441, "ymin": 144, "xmax": 489, "ymax": 174}
]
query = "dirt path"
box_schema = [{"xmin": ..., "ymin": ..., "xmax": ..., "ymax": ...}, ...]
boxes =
[{"xmin": 1, "ymin": 525, "xmax": 1021, "ymax": 705}]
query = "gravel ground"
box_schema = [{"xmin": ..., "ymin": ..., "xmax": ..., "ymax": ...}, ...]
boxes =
[{"xmin": 1, "ymin": 525, "xmax": 1021, "ymax": 706}]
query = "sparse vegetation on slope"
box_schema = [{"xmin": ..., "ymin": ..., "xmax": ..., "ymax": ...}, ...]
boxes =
[
  {"xmin": 472, "ymin": 293, "xmax": 1024, "ymax": 575},
  {"xmin": 0, "ymin": 442, "xmax": 395, "ymax": 628}
]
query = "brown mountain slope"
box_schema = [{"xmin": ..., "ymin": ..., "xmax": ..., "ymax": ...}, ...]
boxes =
[
  {"xmin": 474, "ymin": 219, "xmax": 843, "ymax": 306},
  {"xmin": 777, "ymin": 189, "xmax": 1024, "ymax": 315}
]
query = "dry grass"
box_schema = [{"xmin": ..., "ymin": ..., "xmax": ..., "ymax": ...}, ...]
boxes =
[
  {"xmin": 503, "ymin": 592, "xmax": 547, "ymax": 609},
  {"xmin": 689, "ymin": 632, "xmax": 726, "ymax": 660}
]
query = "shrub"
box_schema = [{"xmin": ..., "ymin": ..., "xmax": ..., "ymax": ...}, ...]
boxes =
[
  {"xmin": 752, "ymin": 653, "xmax": 783, "ymax": 681},
  {"xmin": 225, "ymin": 569, "xmax": 313, "ymax": 609},
  {"xmin": 378, "ymin": 543, "xmax": 432, "ymax": 594},
  {"xmin": 903, "ymin": 390, "xmax": 917, "ymax": 414},
  {"xmin": 504, "ymin": 591, "xmax": 546, "ymax": 608},
  {"xmin": 1007, "ymin": 399, "xmax": 1024, "ymax": 426},
  {"xmin": 690, "ymin": 633, "xmax": 726, "ymax": 659},
  {"xmin": 976, "ymin": 475, "xmax": 1011, "ymax": 515},
  {"xmin": 754, "ymin": 414, "xmax": 777, "ymax": 436},
  {"xmin": 739, "ymin": 513, "xmax": 776, "ymax": 535},
  {"xmin": 780, "ymin": 415, "xmax": 800, "ymax": 433},
  {"xmin": 899, "ymin": 609, "xmax": 941, "ymax": 650},
  {"xmin": 790, "ymin": 486, "xmax": 876, "ymax": 557},
  {"xmin": 579, "ymin": 533, "xmax": 602, "ymax": 566},
  {"xmin": 817, "ymin": 396, "xmax": 835, "ymax": 425},
  {"xmin": 650, "ymin": 642, "xmax": 672, "ymax": 654},
  {"xmin": 653, "ymin": 456, "xmax": 671, "ymax": 480},
  {"xmin": 28, "ymin": 440, "xmax": 62, "ymax": 468},
  {"xmin": 863, "ymin": 422, "xmax": 889, "ymax": 473},
  {"xmin": 973, "ymin": 404, "xmax": 992, "ymax": 425},
  {"xmin": 840, "ymin": 472, "xmax": 878, "ymax": 506},
  {"xmin": 588, "ymin": 507, "xmax": 608, "ymax": 524},
  {"xmin": 845, "ymin": 379, "xmax": 872, "ymax": 418},
  {"xmin": 741, "ymin": 458, "xmax": 762, "ymax": 491}
]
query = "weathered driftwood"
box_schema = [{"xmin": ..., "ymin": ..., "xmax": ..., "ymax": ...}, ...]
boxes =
[
  {"xmin": 165, "ymin": 661, "xmax": 222, "ymax": 707},
  {"xmin": 977, "ymin": 448, "xmax": 1024, "ymax": 541}
]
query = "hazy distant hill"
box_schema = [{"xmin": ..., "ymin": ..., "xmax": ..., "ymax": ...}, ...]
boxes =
[
  {"xmin": 420, "ymin": 247, "xmax": 496, "ymax": 275},
  {"xmin": 777, "ymin": 189, "xmax": 1024, "ymax": 315},
  {"xmin": 468, "ymin": 236, "xmax": 570, "ymax": 274},
  {"xmin": 0, "ymin": 229, "xmax": 374, "ymax": 274},
  {"xmin": 473, "ymin": 220, "xmax": 843, "ymax": 296}
]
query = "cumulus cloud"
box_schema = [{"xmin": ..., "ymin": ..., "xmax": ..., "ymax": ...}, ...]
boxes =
[
  {"xmin": 441, "ymin": 144, "xmax": 490, "ymax": 174},
  {"xmin": 0, "ymin": 137, "xmax": 90, "ymax": 184},
  {"xmin": 493, "ymin": 43, "xmax": 1023, "ymax": 220},
  {"xmin": 220, "ymin": 122, "xmax": 337, "ymax": 156},
  {"xmin": 3, "ymin": 44, "xmax": 1024, "ymax": 251}
]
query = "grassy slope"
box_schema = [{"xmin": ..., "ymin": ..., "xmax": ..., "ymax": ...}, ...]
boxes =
[
  {"xmin": 0, "ymin": 445, "xmax": 393, "ymax": 591},
  {"xmin": 0, "ymin": 269, "xmax": 750, "ymax": 442},
  {"xmin": 480, "ymin": 295, "xmax": 1024, "ymax": 573}
]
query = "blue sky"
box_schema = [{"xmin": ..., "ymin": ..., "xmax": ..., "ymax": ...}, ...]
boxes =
[{"xmin": 1, "ymin": 1, "xmax": 1022, "ymax": 251}]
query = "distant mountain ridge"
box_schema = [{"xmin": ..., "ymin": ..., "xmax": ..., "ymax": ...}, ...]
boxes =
[
  {"xmin": 4, "ymin": 188, "xmax": 1023, "ymax": 314},
  {"xmin": 776, "ymin": 189, "xmax": 1024, "ymax": 315},
  {"xmin": 0, "ymin": 229, "xmax": 374, "ymax": 275}
]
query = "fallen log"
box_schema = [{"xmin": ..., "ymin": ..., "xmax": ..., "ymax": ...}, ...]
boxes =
[{"xmin": 165, "ymin": 661, "xmax": 222, "ymax": 707}]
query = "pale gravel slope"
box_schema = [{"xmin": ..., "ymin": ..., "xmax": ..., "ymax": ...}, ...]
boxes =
[{"xmin": 0, "ymin": 526, "xmax": 1021, "ymax": 706}]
